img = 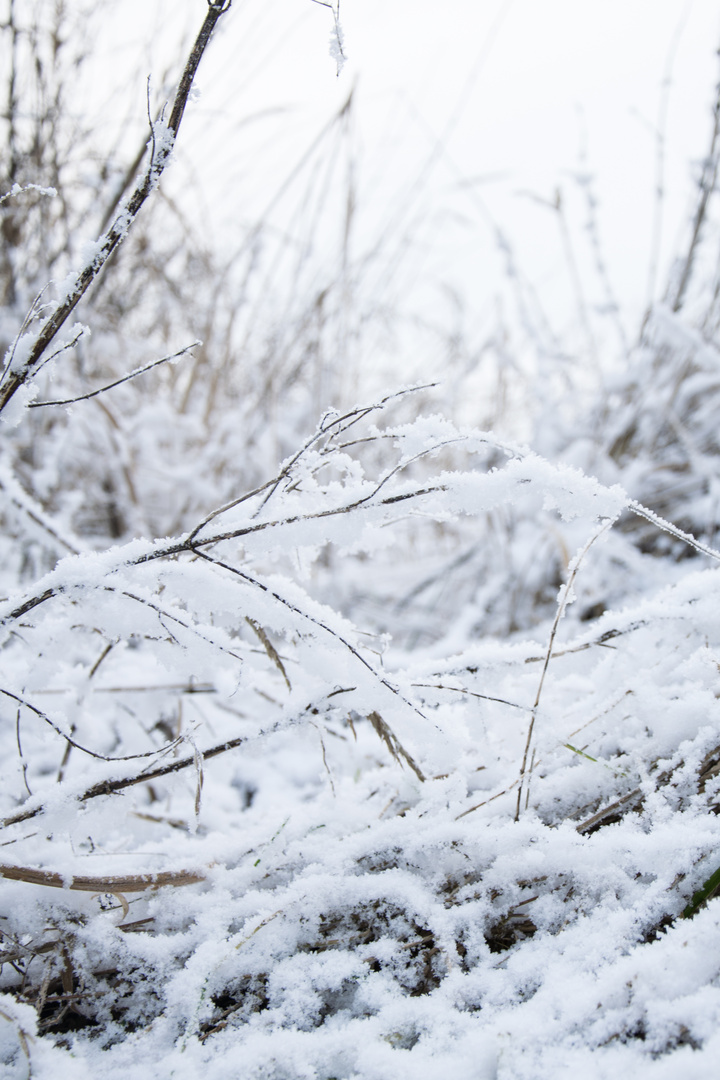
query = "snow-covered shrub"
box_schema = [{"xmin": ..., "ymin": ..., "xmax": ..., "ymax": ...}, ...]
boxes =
[{"xmin": 3, "ymin": 4, "xmax": 720, "ymax": 1079}]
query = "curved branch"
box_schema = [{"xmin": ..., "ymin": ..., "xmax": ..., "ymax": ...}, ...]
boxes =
[
  {"xmin": 29, "ymin": 342, "xmax": 199, "ymax": 407},
  {"xmin": 0, "ymin": 687, "xmax": 183, "ymax": 762}
]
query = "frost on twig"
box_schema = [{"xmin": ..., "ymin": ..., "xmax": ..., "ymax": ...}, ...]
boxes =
[
  {"xmin": 311, "ymin": 0, "xmax": 347, "ymax": 76},
  {"xmin": 0, "ymin": 182, "xmax": 57, "ymax": 205}
]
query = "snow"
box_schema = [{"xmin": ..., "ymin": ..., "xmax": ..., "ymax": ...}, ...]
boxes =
[
  {"xmin": 2, "ymin": 399, "xmax": 720, "ymax": 1077},
  {"xmin": 3, "ymin": 2, "xmax": 720, "ymax": 1077}
]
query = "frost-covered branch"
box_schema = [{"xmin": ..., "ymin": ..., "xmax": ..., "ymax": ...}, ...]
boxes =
[
  {"xmin": 0, "ymin": 2, "xmax": 231, "ymax": 416},
  {"xmin": 28, "ymin": 342, "xmax": 199, "ymax": 408},
  {"xmin": 0, "ymin": 410, "xmax": 627, "ymax": 629}
]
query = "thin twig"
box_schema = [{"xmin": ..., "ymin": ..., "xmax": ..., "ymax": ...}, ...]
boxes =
[
  {"xmin": 667, "ymin": 69, "xmax": 720, "ymax": 312},
  {"xmin": 194, "ymin": 550, "xmax": 428, "ymax": 777},
  {"xmin": 574, "ymin": 788, "xmax": 643, "ymax": 835},
  {"xmin": 515, "ymin": 518, "xmax": 615, "ymax": 820},
  {"xmin": 628, "ymin": 499, "xmax": 720, "ymax": 561},
  {"xmin": 29, "ymin": 343, "xmax": 198, "ymax": 407},
  {"xmin": 0, "ymin": 694, "xmax": 343, "ymax": 829},
  {"xmin": 0, "ymin": 687, "xmax": 183, "ymax": 762},
  {"xmin": 245, "ymin": 618, "xmax": 292, "ymax": 691},
  {"xmin": 640, "ymin": 10, "xmax": 690, "ymax": 332}
]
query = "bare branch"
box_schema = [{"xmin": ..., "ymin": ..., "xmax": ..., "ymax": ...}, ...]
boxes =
[
  {"xmin": 29, "ymin": 342, "xmax": 199, "ymax": 408},
  {"xmin": 0, "ymin": 696, "xmax": 340, "ymax": 830},
  {"xmin": 666, "ymin": 69, "xmax": 720, "ymax": 313},
  {"xmin": 515, "ymin": 518, "xmax": 616, "ymax": 821},
  {"xmin": 0, "ymin": 862, "xmax": 205, "ymax": 892},
  {"xmin": 0, "ymin": 687, "xmax": 183, "ymax": 763}
]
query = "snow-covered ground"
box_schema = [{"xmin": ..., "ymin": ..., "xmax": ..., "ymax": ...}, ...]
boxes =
[{"xmin": 2, "ymin": 397, "xmax": 720, "ymax": 1078}]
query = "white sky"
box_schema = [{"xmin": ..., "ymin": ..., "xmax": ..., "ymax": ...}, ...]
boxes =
[{"xmin": 95, "ymin": 0, "xmax": 720, "ymax": 352}]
